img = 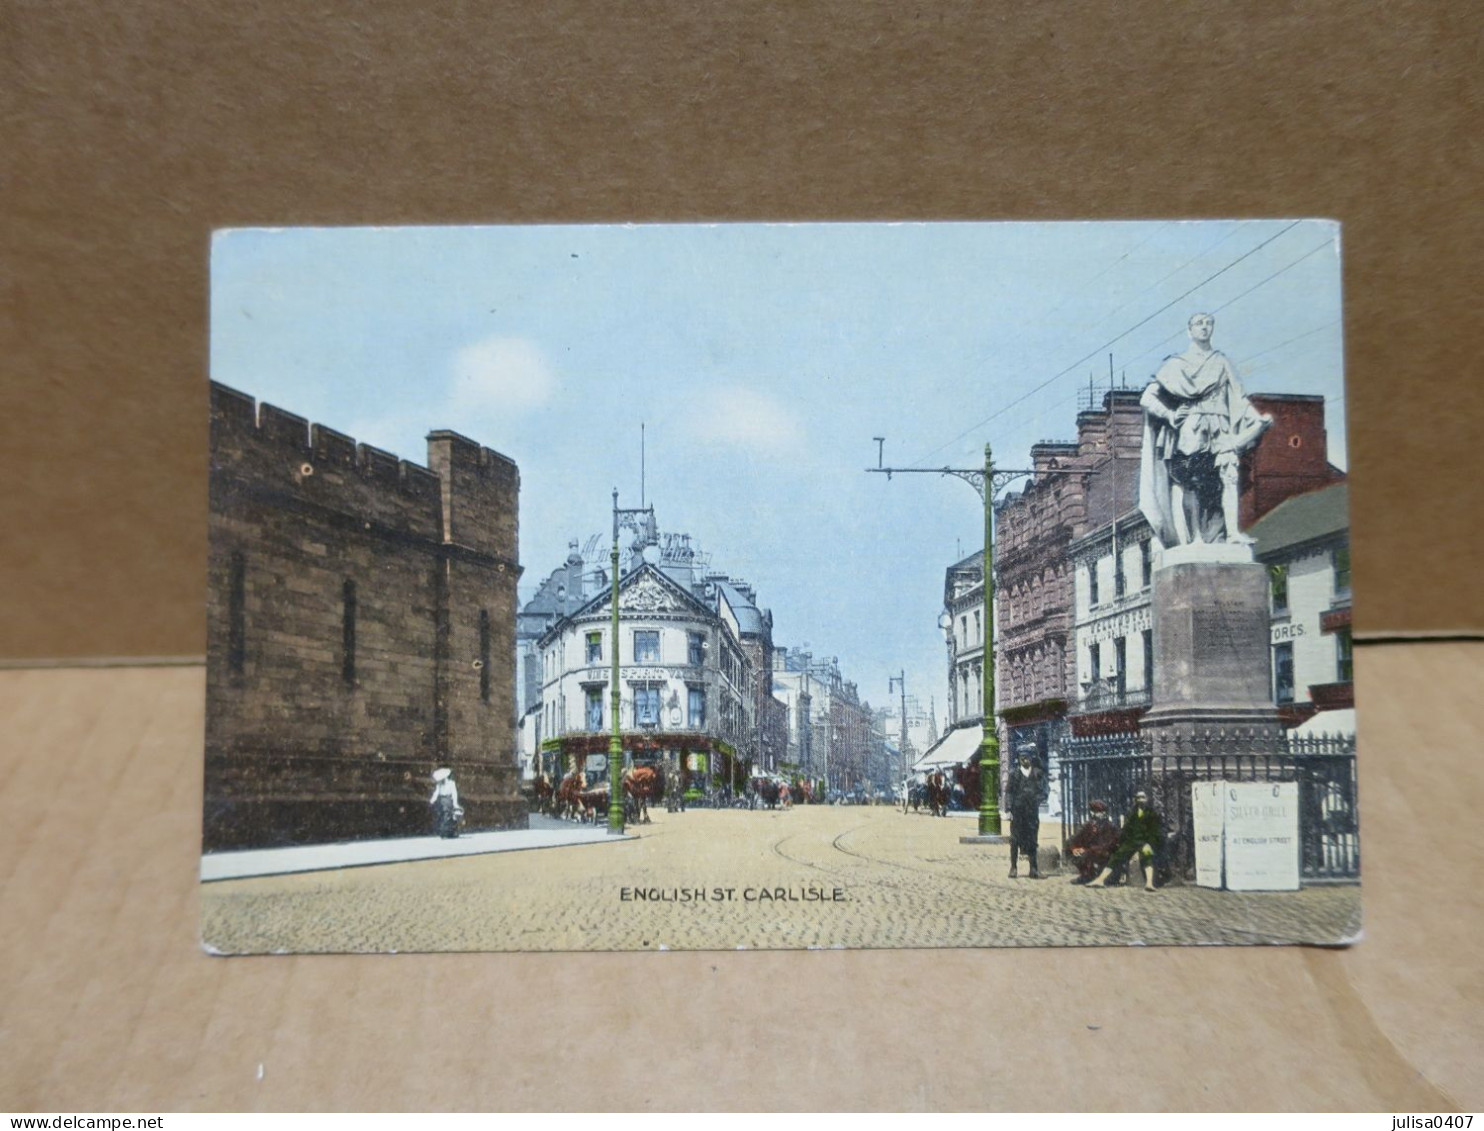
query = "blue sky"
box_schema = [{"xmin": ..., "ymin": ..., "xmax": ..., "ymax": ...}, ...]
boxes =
[{"xmin": 211, "ymin": 220, "xmax": 1346, "ymax": 718}]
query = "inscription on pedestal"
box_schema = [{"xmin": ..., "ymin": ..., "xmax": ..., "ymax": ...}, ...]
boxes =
[{"xmin": 1144, "ymin": 559, "xmax": 1282, "ymax": 743}]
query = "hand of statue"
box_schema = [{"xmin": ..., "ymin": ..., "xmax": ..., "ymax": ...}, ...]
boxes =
[{"xmin": 1172, "ymin": 405, "xmax": 1191, "ymax": 425}]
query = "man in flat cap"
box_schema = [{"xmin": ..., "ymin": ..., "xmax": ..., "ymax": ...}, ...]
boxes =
[
  {"xmin": 1067, "ymin": 799, "xmax": 1119, "ymax": 885},
  {"xmin": 1004, "ymin": 746, "xmax": 1045, "ymax": 878}
]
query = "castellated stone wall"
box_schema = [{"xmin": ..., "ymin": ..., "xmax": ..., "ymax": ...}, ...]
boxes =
[{"xmin": 205, "ymin": 382, "xmax": 525, "ymax": 851}]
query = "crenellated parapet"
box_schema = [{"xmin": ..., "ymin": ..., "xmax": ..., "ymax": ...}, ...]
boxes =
[
  {"xmin": 209, "ymin": 382, "xmax": 517, "ymax": 567},
  {"xmin": 210, "ymin": 381, "xmax": 452, "ymax": 541},
  {"xmin": 427, "ymin": 429, "xmax": 520, "ymax": 561}
]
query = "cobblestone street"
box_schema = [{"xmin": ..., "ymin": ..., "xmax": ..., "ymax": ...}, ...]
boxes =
[{"xmin": 201, "ymin": 804, "xmax": 1361, "ymax": 953}]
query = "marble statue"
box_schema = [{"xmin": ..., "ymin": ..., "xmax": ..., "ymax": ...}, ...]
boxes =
[{"xmin": 1138, "ymin": 313, "xmax": 1272, "ymax": 549}]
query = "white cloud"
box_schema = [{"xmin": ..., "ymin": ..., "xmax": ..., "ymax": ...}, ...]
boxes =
[
  {"xmin": 449, "ymin": 336, "xmax": 556, "ymax": 414},
  {"xmin": 686, "ymin": 385, "xmax": 806, "ymax": 456}
]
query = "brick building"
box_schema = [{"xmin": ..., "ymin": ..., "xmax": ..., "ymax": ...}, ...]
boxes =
[
  {"xmin": 993, "ymin": 438, "xmax": 1093, "ymax": 770},
  {"xmin": 205, "ymin": 382, "xmax": 525, "ymax": 851}
]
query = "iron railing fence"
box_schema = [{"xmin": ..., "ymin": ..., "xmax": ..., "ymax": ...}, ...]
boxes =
[{"xmin": 1059, "ymin": 731, "xmax": 1359, "ymax": 882}]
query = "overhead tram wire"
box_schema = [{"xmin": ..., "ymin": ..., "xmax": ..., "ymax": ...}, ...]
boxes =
[
  {"xmin": 1034, "ymin": 221, "xmax": 1177, "ymax": 326},
  {"xmin": 1121, "ymin": 238, "xmax": 1339, "ymax": 373},
  {"xmin": 987, "ymin": 318, "xmax": 1349, "ymax": 445},
  {"xmin": 961, "ymin": 224, "xmax": 1248, "ymax": 415},
  {"xmin": 952, "ymin": 224, "xmax": 1259, "ymax": 442},
  {"xmin": 1076, "ymin": 222, "xmax": 1248, "ymax": 334},
  {"xmin": 1240, "ymin": 318, "xmax": 1342, "ymax": 367},
  {"xmin": 982, "ymin": 242, "xmax": 1341, "ymax": 444},
  {"xmin": 905, "ymin": 220, "xmax": 1304, "ymax": 469}
]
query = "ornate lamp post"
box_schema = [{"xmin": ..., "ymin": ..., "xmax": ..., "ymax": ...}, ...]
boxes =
[
  {"xmin": 608, "ymin": 490, "xmax": 655, "ymax": 836},
  {"xmin": 868, "ymin": 441, "xmax": 1078, "ymax": 838}
]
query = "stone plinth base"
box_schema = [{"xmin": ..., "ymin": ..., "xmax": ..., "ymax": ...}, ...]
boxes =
[
  {"xmin": 1139, "ymin": 706, "xmax": 1284, "ymax": 748},
  {"xmin": 1144, "ymin": 554, "xmax": 1282, "ymax": 747},
  {"xmin": 1151, "ymin": 556, "xmax": 1279, "ymax": 704},
  {"xmin": 959, "ymin": 834, "xmax": 1010, "ymax": 845}
]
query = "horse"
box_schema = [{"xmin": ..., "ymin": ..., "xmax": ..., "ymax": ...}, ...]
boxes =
[
  {"xmin": 907, "ymin": 781, "xmax": 926, "ymax": 813},
  {"xmin": 623, "ymin": 765, "xmax": 661, "ymax": 824},
  {"xmin": 577, "ymin": 785, "xmax": 610, "ymax": 824},
  {"xmin": 556, "ymin": 771, "xmax": 587, "ymax": 821},
  {"xmin": 754, "ymin": 778, "xmax": 781, "ymax": 810},
  {"xmin": 530, "ymin": 772, "xmax": 555, "ymax": 816},
  {"xmin": 926, "ymin": 770, "xmax": 950, "ymax": 817}
]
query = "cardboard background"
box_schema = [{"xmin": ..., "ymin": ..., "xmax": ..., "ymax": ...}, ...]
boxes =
[
  {"xmin": 3, "ymin": 3, "xmax": 1482, "ymax": 1113},
  {"xmin": 2, "ymin": 1, "xmax": 1482, "ymax": 661}
]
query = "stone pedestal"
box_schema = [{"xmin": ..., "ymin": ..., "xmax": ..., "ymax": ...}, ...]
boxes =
[{"xmin": 1141, "ymin": 546, "xmax": 1282, "ymax": 746}]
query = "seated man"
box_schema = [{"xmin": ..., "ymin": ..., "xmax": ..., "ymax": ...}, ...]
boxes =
[
  {"xmin": 1067, "ymin": 800, "xmax": 1119, "ymax": 884},
  {"xmin": 1087, "ymin": 790, "xmax": 1164, "ymax": 892}
]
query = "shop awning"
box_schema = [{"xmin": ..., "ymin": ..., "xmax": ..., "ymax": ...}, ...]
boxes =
[
  {"xmin": 1293, "ymin": 708, "xmax": 1355, "ymax": 738},
  {"xmin": 912, "ymin": 724, "xmax": 983, "ymax": 772}
]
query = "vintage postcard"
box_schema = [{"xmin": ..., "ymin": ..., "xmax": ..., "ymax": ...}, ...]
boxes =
[{"xmin": 201, "ymin": 221, "xmax": 1359, "ymax": 952}]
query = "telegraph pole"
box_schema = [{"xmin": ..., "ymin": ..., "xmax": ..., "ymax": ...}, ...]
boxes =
[
  {"xmin": 889, "ymin": 671, "xmax": 909, "ymax": 811},
  {"xmin": 867, "ymin": 440, "xmax": 1079, "ymax": 839}
]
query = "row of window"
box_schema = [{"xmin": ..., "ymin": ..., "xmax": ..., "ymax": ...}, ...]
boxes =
[
  {"xmin": 1084, "ymin": 630, "xmax": 1154, "ymax": 702},
  {"xmin": 580, "ymin": 629, "xmax": 710, "ymax": 667},
  {"xmin": 582, "ymin": 685, "xmax": 709, "ymax": 730},
  {"xmin": 1272, "ymin": 628, "xmax": 1353, "ymax": 704},
  {"xmin": 224, "ymin": 553, "xmax": 493, "ymax": 702},
  {"xmin": 1086, "ymin": 541, "xmax": 1153, "ymax": 608}
]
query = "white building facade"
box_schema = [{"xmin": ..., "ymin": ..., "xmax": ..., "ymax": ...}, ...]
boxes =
[
  {"xmin": 1069, "ymin": 514, "xmax": 1156, "ymax": 724},
  {"xmin": 1250, "ymin": 482, "xmax": 1353, "ymax": 728},
  {"xmin": 942, "ymin": 551, "xmax": 987, "ymax": 728},
  {"xmin": 535, "ymin": 564, "xmax": 751, "ymax": 789}
]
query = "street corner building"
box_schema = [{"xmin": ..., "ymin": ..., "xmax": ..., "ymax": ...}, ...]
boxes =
[{"xmin": 203, "ymin": 382, "xmax": 526, "ymax": 851}]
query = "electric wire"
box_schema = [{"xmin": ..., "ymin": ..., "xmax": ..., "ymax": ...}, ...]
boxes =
[{"xmin": 905, "ymin": 221, "xmax": 1304, "ymax": 469}]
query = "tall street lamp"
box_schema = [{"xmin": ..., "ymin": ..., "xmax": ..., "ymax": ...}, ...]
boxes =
[
  {"xmin": 868, "ymin": 441, "xmax": 1078, "ymax": 839},
  {"xmin": 608, "ymin": 490, "xmax": 655, "ymax": 836}
]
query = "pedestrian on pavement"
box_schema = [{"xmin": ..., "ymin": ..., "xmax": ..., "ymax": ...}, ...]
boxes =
[
  {"xmin": 429, "ymin": 767, "xmax": 462, "ymax": 838},
  {"xmin": 1088, "ymin": 789, "xmax": 1164, "ymax": 891},
  {"xmin": 1005, "ymin": 746, "xmax": 1044, "ymax": 878},
  {"xmin": 1067, "ymin": 799, "xmax": 1119, "ymax": 884}
]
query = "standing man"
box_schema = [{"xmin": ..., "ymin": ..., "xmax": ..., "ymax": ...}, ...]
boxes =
[
  {"xmin": 1139, "ymin": 313, "xmax": 1272, "ymax": 549},
  {"xmin": 1004, "ymin": 747, "xmax": 1044, "ymax": 878}
]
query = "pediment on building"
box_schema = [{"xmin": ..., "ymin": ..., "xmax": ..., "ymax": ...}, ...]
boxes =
[
  {"xmin": 620, "ymin": 571, "xmax": 689, "ymax": 614},
  {"xmin": 572, "ymin": 562, "xmax": 713, "ymax": 622}
]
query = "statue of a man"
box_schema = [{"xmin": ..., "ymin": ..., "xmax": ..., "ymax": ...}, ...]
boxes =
[{"xmin": 1138, "ymin": 313, "xmax": 1271, "ymax": 549}]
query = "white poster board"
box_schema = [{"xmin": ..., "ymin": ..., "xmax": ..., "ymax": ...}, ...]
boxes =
[
  {"xmin": 1224, "ymin": 781, "xmax": 1301, "ymax": 891},
  {"xmin": 1191, "ymin": 781, "xmax": 1226, "ymax": 889}
]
